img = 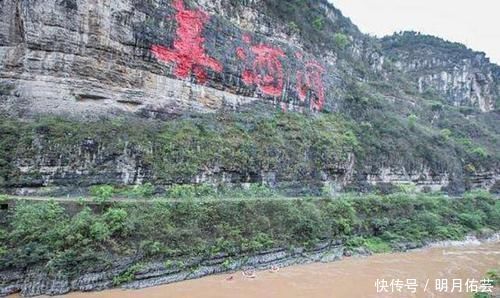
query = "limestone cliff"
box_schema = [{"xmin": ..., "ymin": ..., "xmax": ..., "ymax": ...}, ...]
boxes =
[
  {"xmin": 382, "ymin": 32, "xmax": 500, "ymax": 112},
  {"xmin": 0, "ymin": 0, "xmax": 363, "ymax": 118},
  {"xmin": 0, "ymin": 0, "xmax": 499, "ymax": 194}
]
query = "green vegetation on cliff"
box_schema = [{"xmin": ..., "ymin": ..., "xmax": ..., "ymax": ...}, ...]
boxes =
[
  {"xmin": 0, "ymin": 191, "xmax": 498, "ymax": 275},
  {"xmin": 1, "ymin": 96, "xmax": 497, "ymax": 195},
  {"xmin": 263, "ymin": 0, "xmax": 359, "ymax": 48},
  {"xmin": 0, "ymin": 110, "xmax": 359, "ymax": 194},
  {"xmin": 382, "ymin": 31, "xmax": 470, "ymax": 56}
]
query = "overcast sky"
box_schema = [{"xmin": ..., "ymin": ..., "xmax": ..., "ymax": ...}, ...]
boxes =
[{"xmin": 330, "ymin": 0, "xmax": 500, "ymax": 65}]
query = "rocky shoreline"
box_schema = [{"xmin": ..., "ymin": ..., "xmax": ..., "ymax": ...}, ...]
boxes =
[
  {"xmin": 2, "ymin": 232, "xmax": 499, "ymax": 297},
  {"xmin": 1, "ymin": 242, "xmax": 344, "ymax": 297},
  {"xmin": 2, "ymin": 240, "xmax": 345, "ymax": 297}
]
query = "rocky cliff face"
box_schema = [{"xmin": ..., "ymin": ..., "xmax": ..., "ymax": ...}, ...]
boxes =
[
  {"xmin": 0, "ymin": 0, "xmax": 367, "ymax": 119},
  {"xmin": 0, "ymin": 0, "xmax": 499, "ymax": 194},
  {"xmin": 382, "ymin": 32, "xmax": 500, "ymax": 112}
]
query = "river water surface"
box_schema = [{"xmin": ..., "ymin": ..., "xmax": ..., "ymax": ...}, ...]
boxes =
[{"xmin": 30, "ymin": 241, "xmax": 500, "ymax": 298}]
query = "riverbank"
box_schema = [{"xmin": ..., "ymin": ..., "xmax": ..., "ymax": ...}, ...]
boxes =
[
  {"xmin": 10, "ymin": 238, "xmax": 500, "ymax": 298},
  {"xmin": 3, "ymin": 233, "xmax": 500, "ymax": 297},
  {"xmin": 0, "ymin": 191, "xmax": 498, "ymax": 297}
]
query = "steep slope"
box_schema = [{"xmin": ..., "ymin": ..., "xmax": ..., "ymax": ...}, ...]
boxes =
[
  {"xmin": 0, "ymin": 0, "xmax": 498, "ymax": 195},
  {"xmin": 0, "ymin": 1, "xmax": 499, "ymax": 295},
  {"xmin": 382, "ymin": 31, "xmax": 500, "ymax": 112},
  {"xmin": 0, "ymin": 0, "xmax": 373, "ymax": 118}
]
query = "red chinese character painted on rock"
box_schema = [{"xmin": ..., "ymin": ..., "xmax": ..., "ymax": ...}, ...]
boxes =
[
  {"xmin": 296, "ymin": 61, "xmax": 325, "ymax": 111},
  {"xmin": 237, "ymin": 36, "xmax": 285, "ymax": 97},
  {"xmin": 151, "ymin": 0, "xmax": 222, "ymax": 83}
]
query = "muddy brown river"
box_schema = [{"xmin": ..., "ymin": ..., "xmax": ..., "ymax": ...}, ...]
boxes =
[{"xmin": 22, "ymin": 241, "xmax": 500, "ymax": 298}]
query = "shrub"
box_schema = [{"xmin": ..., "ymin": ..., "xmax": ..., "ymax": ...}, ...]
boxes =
[
  {"xmin": 363, "ymin": 237, "xmax": 391, "ymax": 253},
  {"xmin": 126, "ymin": 183, "xmax": 155, "ymax": 198},
  {"xmin": 333, "ymin": 33, "xmax": 350, "ymax": 49},
  {"xmin": 140, "ymin": 240, "xmax": 164, "ymax": 256},
  {"xmin": 167, "ymin": 184, "xmax": 216, "ymax": 199},
  {"xmin": 0, "ymin": 194, "xmax": 8, "ymax": 202},
  {"xmin": 5, "ymin": 201, "xmax": 68, "ymax": 266},
  {"xmin": 345, "ymin": 236, "xmax": 365, "ymax": 249},
  {"xmin": 245, "ymin": 184, "xmax": 278, "ymax": 198},
  {"xmin": 195, "ymin": 184, "xmax": 217, "ymax": 197},
  {"xmin": 113, "ymin": 264, "xmax": 144, "ymax": 286},
  {"xmin": 103, "ymin": 208, "xmax": 129, "ymax": 236},
  {"xmin": 458, "ymin": 213, "xmax": 483, "ymax": 230},
  {"xmin": 322, "ymin": 198, "xmax": 358, "ymax": 236},
  {"xmin": 434, "ymin": 225, "xmax": 464, "ymax": 240},
  {"xmin": 408, "ymin": 114, "xmax": 418, "ymax": 129},
  {"xmin": 397, "ymin": 183, "xmax": 417, "ymax": 194},
  {"xmin": 90, "ymin": 185, "xmax": 115, "ymax": 203},
  {"xmin": 344, "ymin": 218, "xmax": 394, "ymax": 252},
  {"xmin": 90, "ymin": 222, "xmax": 111, "ymax": 241},
  {"xmin": 312, "ymin": 16, "xmax": 324, "ymax": 30},
  {"xmin": 471, "ymin": 147, "xmax": 488, "ymax": 159},
  {"xmin": 440, "ymin": 128, "xmax": 452, "ymax": 140},
  {"xmin": 288, "ymin": 21, "xmax": 300, "ymax": 34},
  {"xmin": 1, "ymin": 193, "xmax": 498, "ymax": 273}
]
